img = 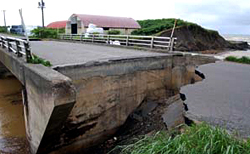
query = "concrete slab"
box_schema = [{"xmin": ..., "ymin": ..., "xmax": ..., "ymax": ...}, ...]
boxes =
[{"xmin": 30, "ymin": 41, "xmax": 169, "ymax": 67}]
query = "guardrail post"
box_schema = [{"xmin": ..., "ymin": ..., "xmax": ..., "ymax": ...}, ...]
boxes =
[
  {"xmin": 169, "ymin": 38, "xmax": 174, "ymax": 52},
  {"xmin": 0, "ymin": 37, "xmax": 2, "ymax": 48},
  {"xmin": 126, "ymin": 35, "xmax": 129, "ymax": 46},
  {"xmin": 150, "ymin": 37, "xmax": 154, "ymax": 48},
  {"xmin": 24, "ymin": 42, "xmax": 32, "ymax": 62},
  {"xmin": 92, "ymin": 34, "xmax": 94, "ymax": 43},
  {"xmin": 16, "ymin": 40, "xmax": 22, "ymax": 57},
  {"xmin": 107, "ymin": 35, "xmax": 110, "ymax": 44},
  {"xmin": 70, "ymin": 35, "xmax": 73, "ymax": 40},
  {"xmin": 2, "ymin": 37, "xmax": 6, "ymax": 49},
  {"xmin": 80, "ymin": 34, "xmax": 83, "ymax": 41},
  {"xmin": 7, "ymin": 38, "xmax": 12, "ymax": 52}
]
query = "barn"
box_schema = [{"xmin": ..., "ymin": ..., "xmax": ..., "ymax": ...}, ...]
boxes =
[{"xmin": 65, "ymin": 14, "xmax": 141, "ymax": 35}]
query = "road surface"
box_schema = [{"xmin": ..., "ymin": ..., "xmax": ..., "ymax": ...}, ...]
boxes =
[
  {"xmin": 181, "ymin": 61, "xmax": 250, "ymax": 137},
  {"xmin": 30, "ymin": 41, "xmax": 169, "ymax": 67}
]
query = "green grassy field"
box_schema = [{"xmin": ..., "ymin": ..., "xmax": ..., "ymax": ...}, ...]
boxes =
[{"xmin": 116, "ymin": 123, "xmax": 250, "ymax": 154}]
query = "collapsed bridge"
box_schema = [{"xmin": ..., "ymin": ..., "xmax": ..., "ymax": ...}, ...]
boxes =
[{"xmin": 0, "ymin": 35, "xmax": 215, "ymax": 153}]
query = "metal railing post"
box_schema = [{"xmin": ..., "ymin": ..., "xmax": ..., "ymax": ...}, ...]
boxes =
[
  {"xmin": 2, "ymin": 37, "xmax": 6, "ymax": 49},
  {"xmin": 150, "ymin": 37, "xmax": 154, "ymax": 48},
  {"xmin": 7, "ymin": 38, "xmax": 12, "ymax": 52},
  {"xmin": 169, "ymin": 38, "xmax": 174, "ymax": 52},
  {"xmin": 92, "ymin": 34, "xmax": 94, "ymax": 43},
  {"xmin": 16, "ymin": 40, "xmax": 22, "ymax": 57},
  {"xmin": 107, "ymin": 35, "xmax": 110, "ymax": 44},
  {"xmin": 80, "ymin": 34, "xmax": 83, "ymax": 41},
  {"xmin": 24, "ymin": 42, "xmax": 32, "ymax": 62},
  {"xmin": 126, "ymin": 35, "xmax": 129, "ymax": 46}
]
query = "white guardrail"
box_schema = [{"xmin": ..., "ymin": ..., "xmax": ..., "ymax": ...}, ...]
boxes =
[
  {"xmin": 60, "ymin": 34, "xmax": 177, "ymax": 51},
  {"xmin": 0, "ymin": 35, "xmax": 32, "ymax": 62}
]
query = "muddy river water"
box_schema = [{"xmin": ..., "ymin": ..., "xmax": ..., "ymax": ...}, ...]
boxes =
[{"xmin": 0, "ymin": 77, "xmax": 29, "ymax": 153}]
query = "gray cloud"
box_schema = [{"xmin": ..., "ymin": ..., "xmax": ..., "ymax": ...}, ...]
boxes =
[{"xmin": 174, "ymin": 0, "xmax": 250, "ymax": 34}]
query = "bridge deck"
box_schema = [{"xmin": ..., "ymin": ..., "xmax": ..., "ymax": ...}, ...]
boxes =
[{"xmin": 30, "ymin": 41, "xmax": 169, "ymax": 67}]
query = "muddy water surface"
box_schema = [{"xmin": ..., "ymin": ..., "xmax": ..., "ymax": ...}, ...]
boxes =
[{"xmin": 0, "ymin": 77, "xmax": 29, "ymax": 153}]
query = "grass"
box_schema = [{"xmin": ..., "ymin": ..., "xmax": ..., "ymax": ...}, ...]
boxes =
[
  {"xmin": 225, "ymin": 56, "xmax": 250, "ymax": 64},
  {"xmin": 132, "ymin": 18, "xmax": 219, "ymax": 36},
  {"xmin": 115, "ymin": 123, "xmax": 250, "ymax": 154},
  {"xmin": 28, "ymin": 54, "xmax": 52, "ymax": 67}
]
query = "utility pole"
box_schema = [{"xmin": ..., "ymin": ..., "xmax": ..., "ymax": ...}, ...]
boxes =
[
  {"xmin": 38, "ymin": 0, "xmax": 45, "ymax": 28},
  {"xmin": 2, "ymin": 10, "xmax": 6, "ymax": 28}
]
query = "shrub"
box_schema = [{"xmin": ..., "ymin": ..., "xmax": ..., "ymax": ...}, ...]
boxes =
[
  {"xmin": 31, "ymin": 27, "xmax": 65, "ymax": 39},
  {"xmin": 225, "ymin": 56, "xmax": 238, "ymax": 62},
  {"xmin": 28, "ymin": 54, "xmax": 52, "ymax": 67},
  {"xmin": 0, "ymin": 26, "xmax": 8, "ymax": 33},
  {"xmin": 107, "ymin": 30, "xmax": 121, "ymax": 35},
  {"xmin": 225, "ymin": 56, "xmax": 250, "ymax": 64}
]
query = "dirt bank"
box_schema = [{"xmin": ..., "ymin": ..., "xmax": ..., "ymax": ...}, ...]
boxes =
[{"xmin": 158, "ymin": 25, "xmax": 249, "ymax": 52}]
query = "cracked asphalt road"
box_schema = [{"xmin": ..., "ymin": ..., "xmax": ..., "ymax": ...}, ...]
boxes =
[
  {"xmin": 181, "ymin": 61, "xmax": 250, "ymax": 137},
  {"xmin": 30, "ymin": 41, "xmax": 169, "ymax": 67}
]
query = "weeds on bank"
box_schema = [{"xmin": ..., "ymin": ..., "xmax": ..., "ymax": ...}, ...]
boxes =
[
  {"xmin": 225, "ymin": 56, "xmax": 250, "ymax": 64},
  {"xmin": 116, "ymin": 123, "xmax": 250, "ymax": 154},
  {"xmin": 28, "ymin": 54, "xmax": 52, "ymax": 67}
]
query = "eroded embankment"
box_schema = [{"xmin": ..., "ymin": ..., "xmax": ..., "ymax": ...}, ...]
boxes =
[{"xmin": 158, "ymin": 25, "xmax": 250, "ymax": 51}]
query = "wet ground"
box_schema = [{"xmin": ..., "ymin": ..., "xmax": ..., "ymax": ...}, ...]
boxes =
[
  {"xmin": 181, "ymin": 61, "xmax": 250, "ymax": 137},
  {"xmin": 0, "ymin": 77, "xmax": 29, "ymax": 154}
]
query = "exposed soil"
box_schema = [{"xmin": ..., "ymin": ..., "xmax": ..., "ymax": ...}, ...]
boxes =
[
  {"xmin": 158, "ymin": 25, "xmax": 250, "ymax": 52},
  {"xmin": 85, "ymin": 96, "xmax": 184, "ymax": 154}
]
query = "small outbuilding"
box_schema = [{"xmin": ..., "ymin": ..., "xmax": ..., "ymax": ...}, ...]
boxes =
[{"xmin": 66, "ymin": 14, "xmax": 141, "ymax": 35}]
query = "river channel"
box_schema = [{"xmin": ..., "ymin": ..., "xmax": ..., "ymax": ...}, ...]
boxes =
[{"xmin": 0, "ymin": 77, "xmax": 29, "ymax": 153}]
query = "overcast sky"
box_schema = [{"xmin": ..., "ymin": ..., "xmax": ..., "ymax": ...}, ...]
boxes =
[{"xmin": 0, "ymin": 0, "xmax": 249, "ymax": 34}]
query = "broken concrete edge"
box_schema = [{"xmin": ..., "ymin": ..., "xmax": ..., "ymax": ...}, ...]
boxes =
[
  {"xmin": 52, "ymin": 54, "xmax": 171, "ymax": 69},
  {"xmin": 0, "ymin": 48, "xmax": 76, "ymax": 154},
  {"xmin": 53, "ymin": 54, "xmax": 217, "ymax": 81},
  {"xmin": 162, "ymin": 94, "xmax": 185, "ymax": 130},
  {"xmin": 53, "ymin": 55, "xmax": 173, "ymax": 79}
]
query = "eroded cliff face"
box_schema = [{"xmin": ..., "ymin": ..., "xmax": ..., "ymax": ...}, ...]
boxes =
[
  {"xmin": 49, "ymin": 54, "xmax": 215, "ymax": 153},
  {"xmin": 158, "ymin": 25, "xmax": 249, "ymax": 51}
]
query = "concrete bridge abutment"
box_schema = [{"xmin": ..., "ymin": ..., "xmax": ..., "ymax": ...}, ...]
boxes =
[{"xmin": 0, "ymin": 48, "xmax": 76, "ymax": 154}]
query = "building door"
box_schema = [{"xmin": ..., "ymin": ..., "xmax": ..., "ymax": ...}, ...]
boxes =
[{"xmin": 71, "ymin": 24, "xmax": 77, "ymax": 34}]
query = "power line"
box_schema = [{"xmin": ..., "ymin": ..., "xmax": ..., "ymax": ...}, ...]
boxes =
[{"xmin": 38, "ymin": 0, "xmax": 45, "ymax": 28}]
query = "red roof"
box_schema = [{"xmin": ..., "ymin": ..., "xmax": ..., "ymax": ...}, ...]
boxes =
[
  {"xmin": 47, "ymin": 21, "xmax": 67, "ymax": 28},
  {"xmin": 73, "ymin": 14, "xmax": 141, "ymax": 29}
]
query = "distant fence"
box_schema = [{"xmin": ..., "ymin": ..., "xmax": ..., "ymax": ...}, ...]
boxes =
[
  {"xmin": 0, "ymin": 36, "xmax": 32, "ymax": 62},
  {"xmin": 59, "ymin": 34, "xmax": 177, "ymax": 51}
]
